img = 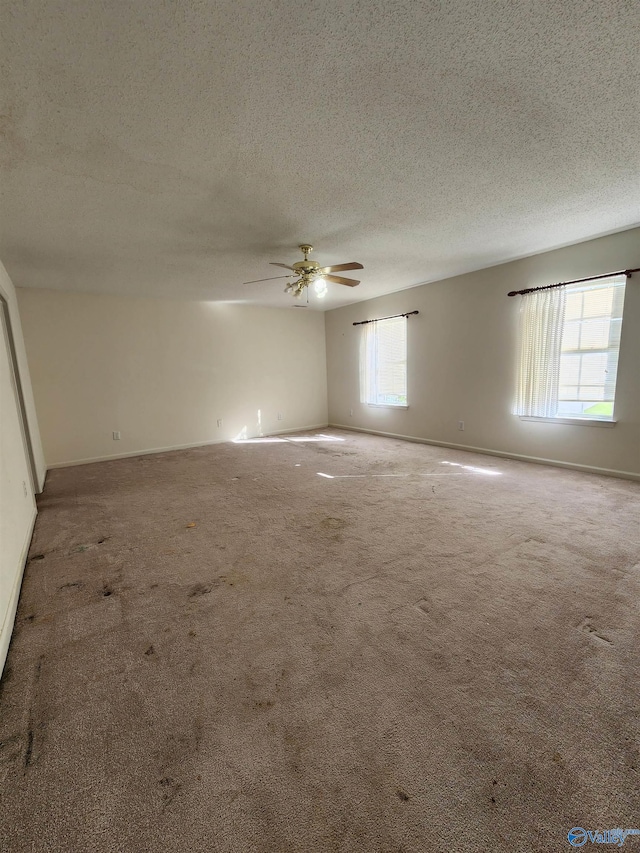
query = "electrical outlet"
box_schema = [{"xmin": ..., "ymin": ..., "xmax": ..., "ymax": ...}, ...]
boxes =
[
  {"xmin": 112, "ymin": 431, "xmax": 121, "ymax": 440},
  {"xmin": 23, "ymin": 481, "xmax": 28, "ymax": 498},
  {"xmin": 458, "ymin": 421, "xmax": 465, "ymax": 431},
  {"xmin": 349, "ymin": 408, "xmax": 353, "ymax": 416},
  {"xmin": 217, "ymin": 419, "xmax": 223, "ymax": 428},
  {"xmin": 277, "ymin": 412, "xmax": 283, "ymax": 421}
]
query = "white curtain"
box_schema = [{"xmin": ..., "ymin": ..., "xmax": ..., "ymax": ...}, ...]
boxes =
[
  {"xmin": 359, "ymin": 322, "xmax": 376, "ymax": 403},
  {"xmin": 515, "ymin": 287, "xmax": 566, "ymax": 417}
]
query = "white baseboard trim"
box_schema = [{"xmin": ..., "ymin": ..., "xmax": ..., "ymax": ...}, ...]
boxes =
[
  {"xmin": 0, "ymin": 507, "xmax": 37, "ymax": 677},
  {"xmin": 46, "ymin": 424, "xmax": 331, "ymax": 470},
  {"xmin": 259, "ymin": 424, "xmax": 329, "ymax": 437},
  {"xmin": 329, "ymin": 423, "xmax": 640, "ymax": 482}
]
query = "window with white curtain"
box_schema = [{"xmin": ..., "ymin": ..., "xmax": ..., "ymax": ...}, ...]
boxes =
[
  {"xmin": 360, "ymin": 316, "xmax": 408, "ymax": 407},
  {"xmin": 515, "ymin": 274, "xmax": 626, "ymax": 421}
]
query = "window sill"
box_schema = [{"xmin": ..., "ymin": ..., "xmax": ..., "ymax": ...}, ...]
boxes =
[
  {"xmin": 519, "ymin": 416, "xmax": 616, "ymax": 428},
  {"xmin": 367, "ymin": 404, "xmax": 409, "ymax": 410}
]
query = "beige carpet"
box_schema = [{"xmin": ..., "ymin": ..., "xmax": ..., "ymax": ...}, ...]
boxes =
[{"xmin": 1, "ymin": 429, "xmax": 639, "ymax": 852}]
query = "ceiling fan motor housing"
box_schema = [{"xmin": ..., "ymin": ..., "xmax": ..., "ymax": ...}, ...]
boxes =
[
  {"xmin": 292, "ymin": 244, "xmax": 321, "ymax": 277},
  {"xmin": 292, "ymin": 260, "xmax": 321, "ymax": 275}
]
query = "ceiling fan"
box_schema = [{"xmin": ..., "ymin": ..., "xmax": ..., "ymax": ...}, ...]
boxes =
[{"xmin": 244, "ymin": 244, "xmax": 363, "ymax": 300}]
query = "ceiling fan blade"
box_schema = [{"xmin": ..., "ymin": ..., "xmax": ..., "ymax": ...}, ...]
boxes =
[
  {"xmin": 269, "ymin": 263, "xmax": 296, "ymax": 271},
  {"xmin": 320, "ymin": 262, "xmax": 364, "ymax": 274},
  {"xmin": 324, "ymin": 274, "xmax": 360, "ymax": 287},
  {"xmin": 243, "ymin": 275, "xmax": 296, "ymax": 284}
]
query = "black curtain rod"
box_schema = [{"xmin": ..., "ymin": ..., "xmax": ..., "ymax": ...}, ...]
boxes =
[
  {"xmin": 353, "ymin": 310, "xmax": 419, "ymax": 326},
  {"xmin": 508, "ymin": 268, "xmax": 638, "ymax": 297}
]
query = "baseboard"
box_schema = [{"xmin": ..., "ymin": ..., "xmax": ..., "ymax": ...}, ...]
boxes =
[
  {"xmin": 0, "ymin": 507, "xmax": 37, "ymax": 677},
  {"xmin": 328, "ymin": 423, "xmax": 640, "ymax": 482},
  {"xmin": 269, "ymin": 423, "xmax": 329, "ymax": 438},
  {"xmin": 46, "ymin": 424, "xmax": 331, "ymax": 470}
]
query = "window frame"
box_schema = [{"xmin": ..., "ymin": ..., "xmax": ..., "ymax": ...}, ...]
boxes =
[{"xmin": 516, "ymin": 274, "xmax": 626, "ymax": 426}]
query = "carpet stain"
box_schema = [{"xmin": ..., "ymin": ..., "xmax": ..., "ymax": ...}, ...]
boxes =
[
  {"xmin": 24, "ymin": 730, "xmax": 34, "ymax": 768},
  {"xmin": 396, "ymin": 788, "xmax": 410, "ymax": 801},
  {"xmin": 188, "ymin": 583, "xmax": 213, "ymax": 598},
  {"xmin": 321, "ymin": 517, "xmax": 347, "ymax": 530},
  {"xmin": 24, "ymin": 655, "xmax": 45, "ymax": 770},
  {"xmin": 144, "ymin": 645, "xmax": 155, "ymax": 656},
  {"xmin": 158, "ymin": 776, "xmax": 182, "ymax": 809},
  {"xmin": 102, "ymin": 583, "xmax": 114, "ymax": 597},
  {"xmin": 217, "ymin": 572, "xmax": 246, "ymax": 588},
  {"xmin": 0, "ymin": 736, "xmax": 22, "ymax": 771}
]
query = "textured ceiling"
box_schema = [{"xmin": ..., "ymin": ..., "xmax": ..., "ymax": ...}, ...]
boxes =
[{"xmin": 1, "ymin": 0, "xmax": 639, "ymax": 310}]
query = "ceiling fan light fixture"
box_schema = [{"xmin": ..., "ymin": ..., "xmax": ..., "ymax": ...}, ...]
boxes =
[{"xmin": 314, "ymin": 277, "xmax": 328, "ymax": 297}]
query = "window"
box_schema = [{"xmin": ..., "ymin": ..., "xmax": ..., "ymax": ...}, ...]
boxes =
[
  {"xmin": 360, "ymin": 316, "xmax": 408, "ymax": 407},
  {"xmin": 515, "ymin": 274, "xmax": 626, "ymax": 422}
]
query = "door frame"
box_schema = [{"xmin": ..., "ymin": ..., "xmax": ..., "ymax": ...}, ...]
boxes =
[{"xmin": 0, "ymin": 287, "xmax": 38, "ymax": 494}]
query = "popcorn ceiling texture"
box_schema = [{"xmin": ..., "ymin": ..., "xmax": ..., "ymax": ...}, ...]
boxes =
[
  {"xmin": 1, "ymin": 429, "xmax": 639, "ymax": 851},
  {"xmin": 1, "ymin": 1, "xmax": 639, "ymax": 308}
]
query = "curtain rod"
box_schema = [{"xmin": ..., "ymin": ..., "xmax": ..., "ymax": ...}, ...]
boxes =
[
  {"xmin": 508, "ymin": 268, "xmax": 639, "ymax": 297},
  {"xmin": 353, "ymin": 310, "xmax": 419, "ymax": 326}
]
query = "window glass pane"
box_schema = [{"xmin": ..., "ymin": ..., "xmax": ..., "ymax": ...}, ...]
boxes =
[
  {"xmin": 579, "ymin": 352, "xmax": 608, "ymax": 385},
  {"xmin": 577, "ymin": 388, "xmax": 605, "ymax": 401},
  {"xmin": 559, "ymin": 353, "xmax": 580, "ymax": 384},
  {"xmin": 556, "ymin": 278, "xmax": 625, "ymax": 417},
  {"xmin": 564, "ymin": 292, "xmax": 583, "ymax": 320},
  {"xmin": 579, "ymin": 318, "xmax": 610, "ymax": 349},
  {"xmin": 561, "ymin": 322, "xmax": 580, "ymax": 351},
  {"xmin": 558, "ymin": 385, "xmax": 578, "ymax": 399},
  {"xmin": 583, "ymin": 402, "xmax": 614, "ymax": 417},
  {"xmin": 583, "ymin": 287, "xmax": 614, "ymax": 318}
]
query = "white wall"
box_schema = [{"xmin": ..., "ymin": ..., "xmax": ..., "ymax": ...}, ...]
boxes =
[
  {"xmin": 0, "ymin": 260, "xmax": 45, "ymax": 675},
  {"xmin": 17, "ymin": 290, "xmax": 328, "ymax": 467},
  {"xmin": 326, "ymin": 227, "xmax": 640, "ymax": 478}
]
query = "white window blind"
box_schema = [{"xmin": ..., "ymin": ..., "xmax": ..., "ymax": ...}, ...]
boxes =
[
  {"xmin": 515, "ymin": 274, "xmax": 626, "ymax": 421},
  {"xmin": 360, "ymin": 316, "xmax": 407, "ymax": 406}
]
